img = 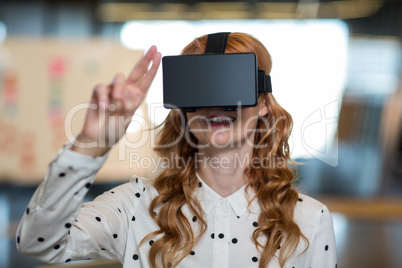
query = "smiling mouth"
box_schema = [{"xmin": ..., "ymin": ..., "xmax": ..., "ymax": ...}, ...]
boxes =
[{"xmin": 204, "ymin": 116, "xmax": 236, "ymax": 124}]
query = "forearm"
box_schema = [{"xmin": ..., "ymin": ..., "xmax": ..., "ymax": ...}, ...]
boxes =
[{"xmin": 16, "ymin": 143, "xmax": 109, "ymax": 262}]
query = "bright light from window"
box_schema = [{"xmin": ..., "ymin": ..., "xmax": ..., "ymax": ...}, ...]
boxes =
[
  {"xmin": 120, "ymin": 20, "xmax": 348, "ymax": 162},
  {"xmin": 0, "ymin": 21, "xmax": 6, "ymax": 44},
  {"xmin": 332, "ymin": 212, "xmax": 348, "ymax": 257}
]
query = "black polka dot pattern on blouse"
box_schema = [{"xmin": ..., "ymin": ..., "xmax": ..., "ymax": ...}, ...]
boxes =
[{"xmin": 18, "ymin": 153, "xmax": 338, "ymax": 268}]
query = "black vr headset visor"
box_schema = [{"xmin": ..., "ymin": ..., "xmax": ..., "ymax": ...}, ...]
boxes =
[{"xmin": 162, "ymin": 32, "xmax": 272, "ymax": 112}]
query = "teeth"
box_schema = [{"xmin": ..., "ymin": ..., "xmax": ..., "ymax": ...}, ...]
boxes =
[{"xmin": 206, "ymin": 117, "xmax": 235, "ymax": 123}]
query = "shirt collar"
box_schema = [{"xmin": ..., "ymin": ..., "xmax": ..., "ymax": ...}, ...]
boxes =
[{"xmin": 195, "ymin": 173, "xmax": 257, "ymax": 217}]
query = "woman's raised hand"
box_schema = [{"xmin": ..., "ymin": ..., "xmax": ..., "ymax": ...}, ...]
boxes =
[{"xmin": 71, "ymin": 46, "xmax": 161, "ymax": 156}]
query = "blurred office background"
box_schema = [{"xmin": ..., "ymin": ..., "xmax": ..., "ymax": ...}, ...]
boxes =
[{"xmin": 0, "ymin": 0, "xmax": 401, "ymax": 267}]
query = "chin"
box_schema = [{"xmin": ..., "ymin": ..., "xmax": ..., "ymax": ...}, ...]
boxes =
[{"xmin": 208, "ymin": 133, "xmax": 236, "ymax": 148}]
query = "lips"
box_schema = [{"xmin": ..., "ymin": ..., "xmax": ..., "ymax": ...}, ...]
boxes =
[{"xmin": 204, "ymin": 115, "xmax": 236, "ymax": 126}]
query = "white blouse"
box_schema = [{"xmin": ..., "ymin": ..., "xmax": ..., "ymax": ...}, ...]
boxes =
[{"xmin": 17, "ymin": 144, "xmax": 337, "ymax": 268}]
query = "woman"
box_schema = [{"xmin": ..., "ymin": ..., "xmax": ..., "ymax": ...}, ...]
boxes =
[{"xmin": 17, "ymin": 33, "xmax": 337, "ymax": 268}]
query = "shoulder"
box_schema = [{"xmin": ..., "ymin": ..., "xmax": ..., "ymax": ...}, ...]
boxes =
[
  {"xmin": 293, "ymin": 193, "xmax": 333, "ymax": 235},
  {"xmin": 94, "ymin": 176, "xmax": 158, "ymax": 206},
  {"xmin": 128, "ymin": 175, "xmax": 156, "ymax": 192},
  {"xmin": 292, "ymin": 194, "xmax": 337, "ymax": 265},
  {"xmin": 295, "ymin": 193, "xmax": 327, "ymax": 215},
  {"xmin": 114, "ymin": 175, "xmax": 157, "ymax": 197}
]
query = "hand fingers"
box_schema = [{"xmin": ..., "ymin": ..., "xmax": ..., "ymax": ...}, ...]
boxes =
[
  {"xmin": 123, "ymin": 49, "xmax": 161, "ymax": 115},
  {"xmin": 93, "ymin": 84, "xmax": 109, "ymax": 110},
  {"xmin": 126, "ymin": 45, "xmax": 158, "ymax": 85},
  {"xmin": 110, "ymin": 73, "xmax": 125, "ymax": 113},
  {"xmin": 90, "ymin": 47, "xmax": 160, "ymax": 125},
  {"xmin": 111, "ymin": 73, "xmax": 125, "ymax": 100},
  {"xmin": 138, "ymin": 51, "xmax": 161, "ymax": 92}
]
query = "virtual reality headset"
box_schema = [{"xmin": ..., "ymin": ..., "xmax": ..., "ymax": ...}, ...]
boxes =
[{"xmin": 162, "ymin": 32, "xmax": 272, "ymax": 112}]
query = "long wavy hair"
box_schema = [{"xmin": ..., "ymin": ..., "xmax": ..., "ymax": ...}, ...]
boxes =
[{"xmin": 141, "ymin": 32, "xmax": 308, "ymax": 268}]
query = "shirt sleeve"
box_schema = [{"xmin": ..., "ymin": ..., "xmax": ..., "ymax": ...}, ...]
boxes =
[
  {"xmin": 15, "ymin": 143, "xmax": 129, "ymax": 264},
  {"xmin": 305, "ymin": 205, "xmax": 338, "ymax": 268}
]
